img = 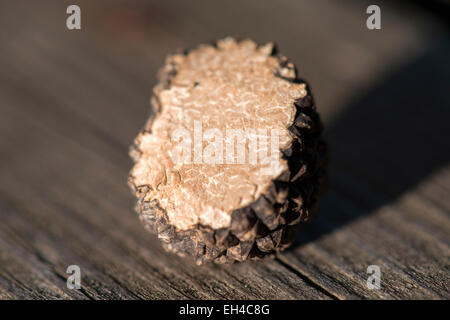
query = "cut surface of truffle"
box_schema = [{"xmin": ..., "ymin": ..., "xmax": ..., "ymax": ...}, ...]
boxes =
[{"xmin": 129, "ymin": 37, "xmax": 327, "ymax": 264}]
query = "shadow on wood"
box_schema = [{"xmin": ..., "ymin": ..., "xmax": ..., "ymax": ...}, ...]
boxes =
[{"xmin": 291, "ymin": 36, "xmax": 450, "ymax": 248}]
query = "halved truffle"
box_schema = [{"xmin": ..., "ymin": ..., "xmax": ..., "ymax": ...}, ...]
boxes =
[{"xmin": 129, "ymin": 37, "xmax": 327, "ymax": 265}]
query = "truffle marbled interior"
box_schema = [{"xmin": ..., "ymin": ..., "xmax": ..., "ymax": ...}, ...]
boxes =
[{"xmin": 130, "ymin": 38, "xmax": 307, "ymax": 230}]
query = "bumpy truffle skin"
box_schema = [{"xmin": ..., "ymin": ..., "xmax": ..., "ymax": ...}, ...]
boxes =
[{"xmin": 128, "ymin": 39, "xmax": 327, "ymax": 265}]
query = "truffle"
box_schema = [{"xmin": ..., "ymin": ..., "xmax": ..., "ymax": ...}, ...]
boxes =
[{"xmin": 128, "ymin": 37, "xmax": 327, "ymax": 265}]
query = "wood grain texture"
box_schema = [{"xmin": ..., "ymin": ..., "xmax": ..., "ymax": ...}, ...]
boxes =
[{"xmin": 0, "ymin": 0, "xmax": 449, "ymax": 299}]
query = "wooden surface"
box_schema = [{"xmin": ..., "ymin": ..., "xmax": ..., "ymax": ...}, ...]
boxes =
[{"xmin": 0, "ymin": 0, "xmax": 449, "ymax": 299}]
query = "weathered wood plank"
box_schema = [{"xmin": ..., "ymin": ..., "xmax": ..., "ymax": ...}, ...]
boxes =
[{"xmin": 0, "ymin": 0, "xmax": 449, "ymax": 299}]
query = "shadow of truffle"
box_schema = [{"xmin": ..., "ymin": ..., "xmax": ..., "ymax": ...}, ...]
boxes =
[{"xmin": 290, "ymin": 37, "xmax": 450, "ymax": 248}]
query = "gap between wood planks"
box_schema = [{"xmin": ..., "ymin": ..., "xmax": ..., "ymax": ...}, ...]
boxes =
[{"xmin": 276, "ymin": 255, "xmax": 341, "ymax": 300}]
